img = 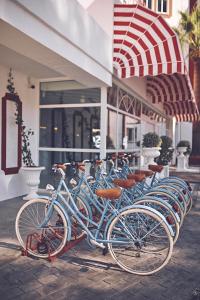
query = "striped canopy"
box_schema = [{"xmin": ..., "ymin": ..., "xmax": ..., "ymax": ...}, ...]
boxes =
[{"xmin": 113, "ymin": 3, "xmax": 199, "ymax": 121}]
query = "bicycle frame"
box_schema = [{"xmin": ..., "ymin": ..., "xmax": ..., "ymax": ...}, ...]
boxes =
[{"xmin": 39, "ymin": 175, "xmax": 139, "ymax": 246}]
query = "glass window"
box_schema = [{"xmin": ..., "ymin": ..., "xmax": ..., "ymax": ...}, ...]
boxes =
[
  {"xmin": 107, "ymin": 109, "xmax": 141, "ymax": 151},
  {"xmin": 107, "ymin": 86, "xmax": 118, "ymax": 107},
  {"xmin": 107, "ymin": 85, "xmax": 142, "ymax": 151},
  {"xmin": 163, "ymin": 0, "xmax": 167, "ymax": 12},
  {"xmin": 128, "ymin": 128, "xmax": 133, "ymax": 142},
  {"xmin": 107, "ymin": 85, "xmax": 141, "ymax": 118},
  {"xmin": 40, "ymin": 81, "xmax": 100, "ymax": 105},
  {"xmin": 40, "ymin": 107, "xmax": 100, "ymax": 149},
  {"xmin": 157, "ymin": 0, "xmax": 168, "ymax": 13},
  {"xmin": 144, "ymin": 0, "xmax": 152, "ymax": 9},
  {"xmin": 158, "ymin": 0, "xmax": 162, "ymax": 11},
  {"xmin": 106, "ymin": 110, "xmax": 124, "ymax": 150},
  {"xmin": 107, "ymin": 109, "xmax": 117, "ymax": 149},
  {"xmin": 118, "ymin": 89, "xmax": 141, "ymax": 118},
  {"xmin": 39, "ymin": 151, "xmax": 100, "ymax": 188},
  {"xmin": 125, "ymin": 116, "xmax": 140, "ymax": 150}
]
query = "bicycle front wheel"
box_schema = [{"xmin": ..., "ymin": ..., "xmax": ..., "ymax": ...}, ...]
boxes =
[
  {"xmin": 107, "ymin": 206, "xmax": 173, "ymax": 275},
  {"xmin": 15, "ymin": 198, "xmax": 68, "ymax": 258}
]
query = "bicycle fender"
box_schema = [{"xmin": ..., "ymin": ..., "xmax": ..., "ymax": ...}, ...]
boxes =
[
  {"xmin": 36, "ymin": 195, "xmax": 51, "ymax": 200},
  {"xmin": 134, "ymin": 196, "xmax": 180, "ymax": 224},
  {"xmin": 144, "ymin": 188, "xmax": 179, "ymax": 201}
]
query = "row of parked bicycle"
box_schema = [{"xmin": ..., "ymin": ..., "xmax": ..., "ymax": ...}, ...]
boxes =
[{"xmin": 15, "ymin": 154, "xmax": 193, "ymax": 275}]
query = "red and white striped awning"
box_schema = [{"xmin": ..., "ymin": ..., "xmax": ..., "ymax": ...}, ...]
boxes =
[{"xmin": 113, "ymin": 3, "xmax": 199, "ymax": 121}]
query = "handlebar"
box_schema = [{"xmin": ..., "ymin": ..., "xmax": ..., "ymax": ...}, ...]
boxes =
[{"xmin": 52, "ymin": 153, "xmax": 136, "ymax": 171}]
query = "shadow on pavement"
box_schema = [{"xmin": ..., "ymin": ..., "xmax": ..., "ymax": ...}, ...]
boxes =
[{"xmin": 0, "ymin": 241, "xmax": 21, "ymax": 251}]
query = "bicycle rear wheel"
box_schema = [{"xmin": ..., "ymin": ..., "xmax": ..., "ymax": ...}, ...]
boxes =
[
  {"xmin": 107, "ymin": 206, "xmax": 173, "ymax": 275},
  {"xmin": 15, "ymin": 198, "xmax": 68, "ymax": 258}
]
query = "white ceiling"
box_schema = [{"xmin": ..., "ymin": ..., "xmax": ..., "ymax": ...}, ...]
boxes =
[
  {"xmin": 0, "ymin": 20, "xmax": 109, "ymax": 87},
  {"xmin": 0, "ymin": 44, "xmax": 63, "ymax": 79}
]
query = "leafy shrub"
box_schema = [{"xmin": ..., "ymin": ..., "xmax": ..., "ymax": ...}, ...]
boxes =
[
  {"xmin": 157, "ymin": 136, "xmax": 174, "ymax": 166},
  {"xmin": 142, "ymin": 132, "xmax": 161, "ymax": 148}
]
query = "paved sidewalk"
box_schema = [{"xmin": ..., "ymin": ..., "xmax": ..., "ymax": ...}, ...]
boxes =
[{"xmin": 0, "ymin": 197, "xmax": 200, "ymax": 300}]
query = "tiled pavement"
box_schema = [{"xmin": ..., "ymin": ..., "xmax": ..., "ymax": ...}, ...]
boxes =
[{"xmin": 0, "ymin": 197, "xmax": 200, "ymax": 300}]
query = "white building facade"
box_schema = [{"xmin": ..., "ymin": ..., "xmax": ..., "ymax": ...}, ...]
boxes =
[{"xmin": 0, "ymin": 0, "xmax": 197, "ymax": 201}]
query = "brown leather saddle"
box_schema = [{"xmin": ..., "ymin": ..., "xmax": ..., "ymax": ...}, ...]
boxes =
[{"xmin": 96, "ymin": 188, "xmax": 122, "ymax": 200}]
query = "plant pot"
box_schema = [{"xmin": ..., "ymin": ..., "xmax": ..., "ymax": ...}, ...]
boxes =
[
  {"xmin": 21, "ymin": 166, "xmax": 45, "ymax": 200},
  {"xmin": 160, "ymin": 165, "xmax": 169, "ymax": 178},
  {"xmin": 185, "ymin": 154, "xmax": 190, "ymax": 169},
  {"xmin": 177, "ymin": 147, "xmax": 187, "ymax": 157},
  {"xmin": 176, "ymin": 147, "xmax": 187, "ymax": 171},
  {"xmin": 142, "ymin": 147, "xmax": 161, "ymax": 166}
]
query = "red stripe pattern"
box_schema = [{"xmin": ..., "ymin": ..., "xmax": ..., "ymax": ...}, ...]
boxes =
[{"xmin": 113, "ymin": 3, "xmax": 199, "ymax": 121}]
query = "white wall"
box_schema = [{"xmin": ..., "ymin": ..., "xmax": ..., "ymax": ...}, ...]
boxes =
[
  {"xmin": 165, "ymin": 0, "xmax": 190, "ymax": 64},
  {"xmin": 140, "ymin": 114, "xmax": 166, "ymax": 140},
  {"xmin": 0, "ymin": 65, "xmax": 39, "ymax": 201},
  {"xmin": 86, "ymin": 0, "xmax": 114, "ymax": 37},
  {"xmin": 0, "ymin": 0, "xmax": 112, "ymax": 86},
  {"xmin": 175, "ymin": 122, "xmax": 193, "ymax": 148},
  {"xmin": 165, "ymin": 0, "xmax": 190, "ymax": 28},
  {"xmin": 121, "ymin": 76, "xmax": 147, "ymax": 99}
]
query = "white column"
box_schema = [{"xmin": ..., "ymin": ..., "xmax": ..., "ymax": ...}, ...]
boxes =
[
  {"xmin": 167, "ymin": 117, "xmax": 177, "ymax": 165},
  {"xmin": 100, "ymin": 87, "xmax": 107, "ymax": 159},
  {"xmin": 116, "ymin": 86, "xmax": 119, "ymax": 156}
]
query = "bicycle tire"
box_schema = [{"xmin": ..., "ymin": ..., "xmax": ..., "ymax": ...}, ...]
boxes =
[
  {"xmin": 107, "ymin": 206, "xmax": 173, "ymax": 275},
  {"xmin": 144, "ymin": 189, "xmax": 184, "ymax": 227},
  {"xmin": 15, "ymin": 198, "xmax": 68, "ymax": 258}
]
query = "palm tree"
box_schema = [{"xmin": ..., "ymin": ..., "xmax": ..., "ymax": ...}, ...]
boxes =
[{"xmin": 174, "ymin": 4, "xmax": 200, "ymax": 161}]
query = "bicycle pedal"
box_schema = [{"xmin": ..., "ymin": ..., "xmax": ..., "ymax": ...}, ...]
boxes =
[
  {"xmin": 37, "ymin": 241, "xmax": 48, "ymax": 254},
  {"xmin": 102, "ymin": 246, "xmax": 108, "ymax": 256}
]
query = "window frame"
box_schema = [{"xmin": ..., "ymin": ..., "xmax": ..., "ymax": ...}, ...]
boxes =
[
  {"xmin": 1, "ymin": 93, "xmax": 22, "ymax": 175},
  {"xmin": 39, "ymin": 80, "xmax": 101, "ymax": 160},
  {"xmin": 155, "ymin": 0, "xmax": 172, "ymax": 17}
]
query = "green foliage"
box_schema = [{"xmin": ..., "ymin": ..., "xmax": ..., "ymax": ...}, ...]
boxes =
[
  {"xmin": 156, "ymin": 136, "xmax": 174, "ymax": 166},
  {"xmin": 7, "ymin": 69, "xmax": 16, "ymax": 94},
  {"xmin": 142, "ymin": 132, "xmax": 161, "ymax": 148},
  {"xmin": 7, "ymin": 69, "xmax": 35, "ymax": 167},
  {"xmin": 174, "ymin": 4, "xmax": 200, "ymax": 59},
  {"xmin": 177, "ymin": 140, "xmax": 191, "ymax": 155},
  {"xmin": 160, "ymin": 136, "xmax": 173, "ymax": 148}
]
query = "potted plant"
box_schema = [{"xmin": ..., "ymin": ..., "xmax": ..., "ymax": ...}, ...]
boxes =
[
  {"xmin": 177, "ymin": 140, "xmax": 191, "ymax": 169},
  {"xmin": 142, "ymin": 132, "xmax": 162, "ymax": 166},
  {"xmin": 177, "ymin": 140, "xmax": 191, "ymax": 154},
  {"xmin": 7, "ymin": 69, "xmax": 45, "ymax": 200},
  {"xmin": 156, "ymin": 136, "xmax": 174, "ymax": 177},
  {"xmin": 18, "ymin": 120, "xmax": 45, "ymax": 201}
]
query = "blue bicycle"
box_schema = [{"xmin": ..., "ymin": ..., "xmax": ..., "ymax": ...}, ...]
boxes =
[{"xmin": 15, "ymin": 164, "xmax": 174, "ymax": 275}]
